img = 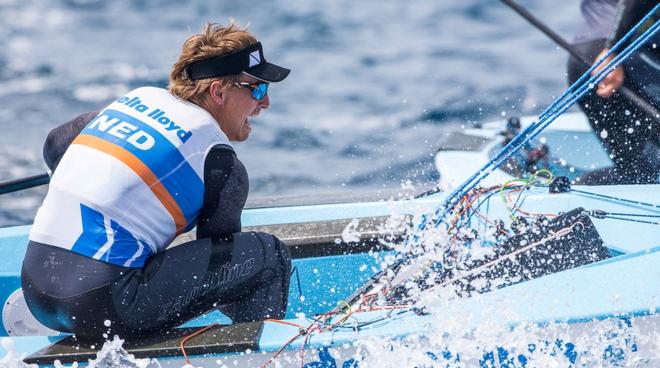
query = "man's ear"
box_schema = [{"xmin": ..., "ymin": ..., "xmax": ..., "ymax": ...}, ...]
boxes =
[{"xmin": 209, "ymin": 81, "xmax": 225, "ymax": 105}]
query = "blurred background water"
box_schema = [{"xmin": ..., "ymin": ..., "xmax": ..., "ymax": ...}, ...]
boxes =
[{"xmin": 0, "ymin": 0, "xmax": 581, "ymax": 226}]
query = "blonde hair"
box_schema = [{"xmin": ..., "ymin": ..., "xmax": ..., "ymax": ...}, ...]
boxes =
[{"xmin": 169, "ymin": 22, "xmax": 257, "ymax": 104}]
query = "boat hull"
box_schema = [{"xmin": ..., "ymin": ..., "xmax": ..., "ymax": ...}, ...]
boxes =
[{"xmin": 1, "ymin": 183, "xmax": 659, "ymax": 366}]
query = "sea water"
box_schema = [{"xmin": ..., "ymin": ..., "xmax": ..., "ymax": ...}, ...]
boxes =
[
  {"xmin": 0, "ymin": 336, "xmax": 159, "ymax": 368},
  {"xmin": 0, "ymin": 0, "xmax": 582, "ymax": 226}
]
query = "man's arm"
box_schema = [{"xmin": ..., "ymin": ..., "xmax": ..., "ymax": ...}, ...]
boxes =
[
  {"xmin": 196, "ymin": 144, "xmax": 249, "ymax": 239},
  {"xmin": 43, "ymin": 110, "xmax": 99, "ymax": 171}
]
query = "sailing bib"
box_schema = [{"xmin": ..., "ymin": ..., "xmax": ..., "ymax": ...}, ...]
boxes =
[{"xmin": 30, "ymin": 87, "xmax": 230, "ymax": 267}]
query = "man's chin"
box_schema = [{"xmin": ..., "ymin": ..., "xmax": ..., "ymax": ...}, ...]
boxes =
[{"xmin": 242, "ymin": 120, "xmax": 252, "ymax": 139}]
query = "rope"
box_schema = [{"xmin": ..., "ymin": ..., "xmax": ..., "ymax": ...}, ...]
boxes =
[
  {"xmin": 572, "ymin": 189, "xmax": 660, "ymax": 210},
  {"xmin": 605, "ymin": 212, "xmax": 660, "ymax": 218},
  {"xmin": 179, "ymin": 323, "xmax": 222, "ymax": 365},
  {"xmin": 499, "ymin": 170, "xmax": 553, "ymax": 219},
  {"xmin": 583, "ymin": 209, "xmax": 660, "ymax": 225},
  {"xmin": 290, "ymin": 266, "xmax": 303, "ymax": 300},
  {"xmin": 602, "ymin": 216, "xmax": 659, "ymax": 225},
  {"xmin": 259, "ymin": 304, "xmax": 414, "ymax": 367},
  {"xmin": 259, "ymin": 328, "xmax": 309, "ymax": 368}
]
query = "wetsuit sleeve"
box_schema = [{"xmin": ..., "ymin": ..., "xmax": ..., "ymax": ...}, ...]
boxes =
[
  {"xmin": 607, "ymin": 0, "xmax": 655, "ymax": 47},
  {"xmin": 43, "ymin": 110, "xmax": 99, "ymax": 171},
  {"xmin": 196, "ymin": 144, "xmax": 250, "ymax": 239}
]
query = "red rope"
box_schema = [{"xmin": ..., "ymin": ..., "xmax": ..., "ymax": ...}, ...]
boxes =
[{"xmin": 179, "ymin": 323, "xmax": 222, "ymax": 365}]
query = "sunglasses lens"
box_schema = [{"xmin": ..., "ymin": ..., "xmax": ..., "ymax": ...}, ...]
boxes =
[{"xmin": 251, "ymin": 83, "xmax": 268, "ymax": 101}]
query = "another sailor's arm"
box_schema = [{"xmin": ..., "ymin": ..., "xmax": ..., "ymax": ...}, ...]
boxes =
[
  {"xmin": 196, "ymin": 144, "xmax": 249, "ymax": 239},
  {"xmin": 594, "ymin": 0, "xmax": 653, "ymax": 97},
  {"xmin": 592, "ymin": 48, "xmax": 625, "ymax": 98},
  {"xmin": 43, "ymin": 110, "xmax": 99, "ymax": 171}
]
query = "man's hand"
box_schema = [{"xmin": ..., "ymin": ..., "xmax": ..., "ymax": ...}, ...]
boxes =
[{"xmin": 592, "ymin": 48, "xmax": 625, "ymax": 98}]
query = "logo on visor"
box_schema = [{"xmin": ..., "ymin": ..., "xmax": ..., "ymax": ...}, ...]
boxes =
[{"xmin": 249, "ymin": 51, "xmax": 261, "ymax": 67}]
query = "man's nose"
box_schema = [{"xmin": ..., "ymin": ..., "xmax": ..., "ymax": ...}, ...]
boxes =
[{"xmin": 258, "ymin": 94, "xmax": 270, "ymax": 109}]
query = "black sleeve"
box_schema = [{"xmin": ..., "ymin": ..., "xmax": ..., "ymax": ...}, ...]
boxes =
[
  {"xmin": 196, "ymin": 144, "xmax": 250, "ymax": 239},
  {"xmin": 607, "ymin": 0, "xmax": 656, "ymax": 48},
  {"xmin": 43, "ymin": 110, "xmax": 100, "ymax": 171}
]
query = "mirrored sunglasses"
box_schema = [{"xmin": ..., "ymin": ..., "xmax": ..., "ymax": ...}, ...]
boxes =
[{"xmin": 234, "ymin": 82, "xmax": 269, "ymax": 101}]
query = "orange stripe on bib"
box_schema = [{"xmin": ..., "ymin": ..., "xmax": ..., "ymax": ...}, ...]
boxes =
[{"xmin": 73, "ymin": 134, "xmax": 188, "ymax": 233}]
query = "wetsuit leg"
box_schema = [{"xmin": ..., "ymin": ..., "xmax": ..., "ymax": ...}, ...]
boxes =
[
  {"xmin": 218, "ymin": 232, "xmax": 292, "ymax": 323},
  {"xmin": 568, "ymin": 39, "xmax": 660, "ymax": 184},
  {"xmin": 21, "ymin": 241, "xmax": 128, "ymax": 338},
  {"xmin": 110, "ymin": 231, "xmax": 291, "ymax": 336},
  {"xmin": 22, "ymin": 232, "xmax": 291, "ymax": 340}
]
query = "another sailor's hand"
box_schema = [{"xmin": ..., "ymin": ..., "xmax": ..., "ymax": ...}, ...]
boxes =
[{"xmin": 592, "ymin": 48, "xmax": 625, "ymax": 98}]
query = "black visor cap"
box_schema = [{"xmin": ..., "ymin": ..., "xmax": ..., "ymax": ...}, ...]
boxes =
[
  {"xmin": 244, "ymin": 62, "xmax": 290, "ymax": 82},
  {"xmin": 186, "ymin": 42, "xmax": 290, "ymax": 82}
]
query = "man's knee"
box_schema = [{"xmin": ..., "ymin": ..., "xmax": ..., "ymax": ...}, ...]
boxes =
[{"xmin": 253, "ymin": 232, "xmax": 291, "ymax": 278}]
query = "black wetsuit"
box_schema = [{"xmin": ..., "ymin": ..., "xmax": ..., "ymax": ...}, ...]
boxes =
[
  {"xmin": 569, "ymin": 0, "xmax": 660, "ymax": 184},
  {"xmin": 21, "ymin": 111, "xmax": 291, "ymax": 341}
]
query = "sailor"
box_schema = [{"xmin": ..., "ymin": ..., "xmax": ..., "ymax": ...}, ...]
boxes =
[
  {"xmin": 21, "ymin": 22, "xmax": 292, "ymax": 340},
  {"xmin": 568, "ymin": 0, "xmax": 660, "ymax": 184}
]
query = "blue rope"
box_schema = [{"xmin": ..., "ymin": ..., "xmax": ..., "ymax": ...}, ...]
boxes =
[{"xmin": 409, "ymin": 4, "xmax": 659, "ymax": 243}]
